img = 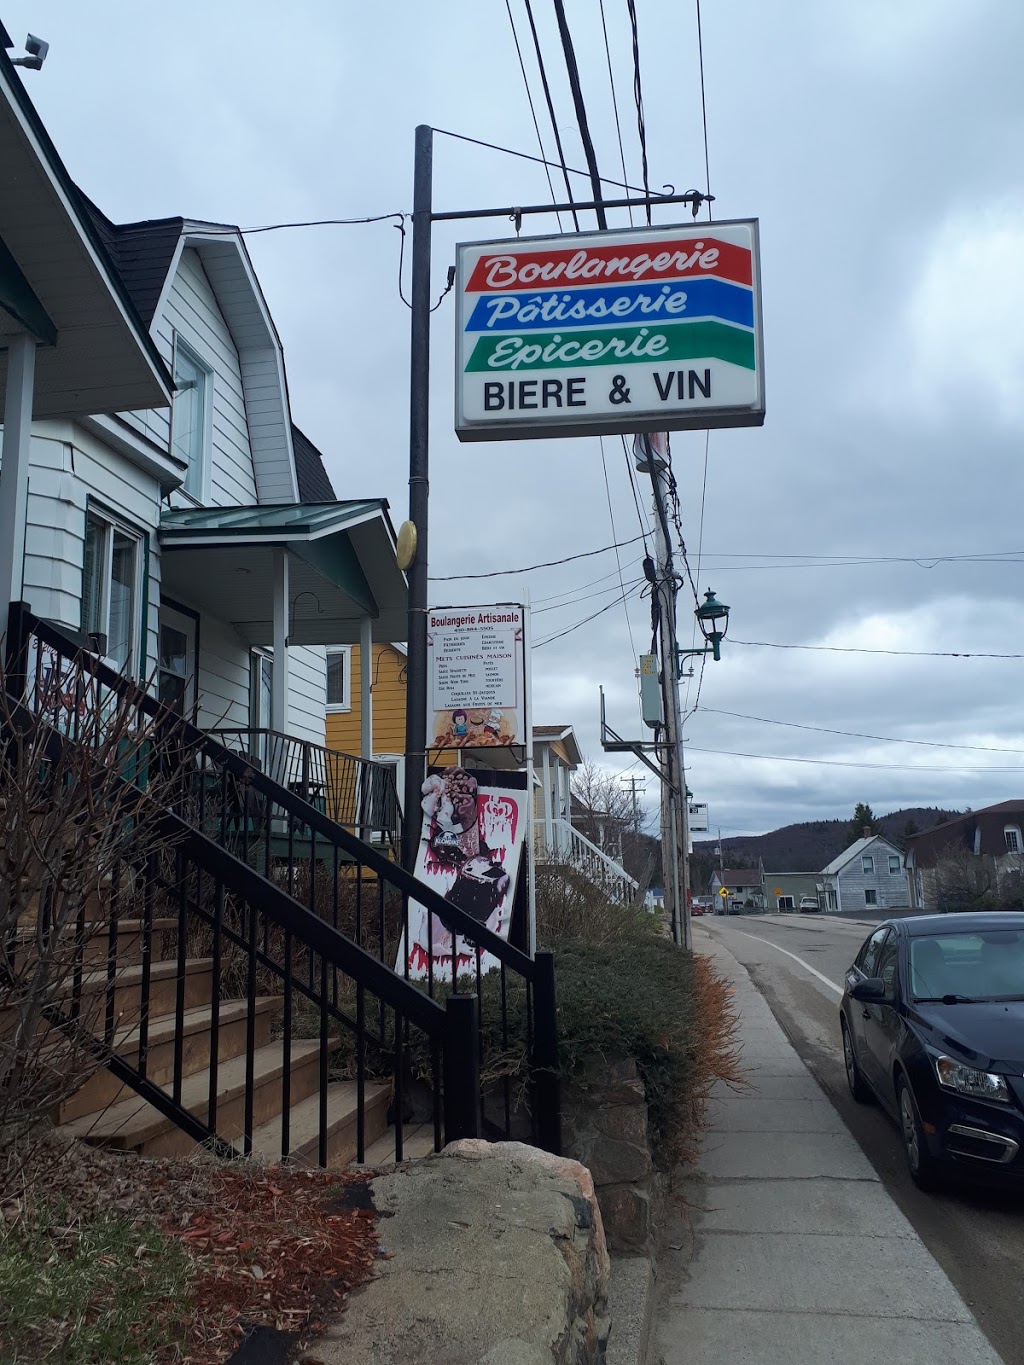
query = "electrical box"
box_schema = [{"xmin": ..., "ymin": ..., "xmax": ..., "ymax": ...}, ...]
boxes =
[{"xmin": 640, "ymin": 654, "xmax": 662, "ymax": 729}]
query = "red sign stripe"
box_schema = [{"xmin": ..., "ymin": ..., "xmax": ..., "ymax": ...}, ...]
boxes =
[{"xmin": 465, "ymin": 236, "xmax": 752, "ymax": 292}]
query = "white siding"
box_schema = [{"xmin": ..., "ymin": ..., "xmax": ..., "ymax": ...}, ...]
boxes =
[
  {"xmin": 21, "ymin": 423, "xmax": 163, "ymax": 678},
  {"xmin": 194, "ymin": 613, "xmax": 252, "ymax": 732},
  {"xmin": 287, "ymin": 645, "xmax": 328, "ymax": 745}
]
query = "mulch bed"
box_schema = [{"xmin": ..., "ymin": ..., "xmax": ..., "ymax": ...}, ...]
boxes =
[{"xmin": 5, "ymin": 1132, "xmax": 385, "ymax": 1363}]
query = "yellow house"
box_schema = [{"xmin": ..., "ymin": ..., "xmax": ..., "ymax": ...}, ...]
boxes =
[{"xmin": 325, "ymin": 640, "xmax": 408, "ymax": 785}]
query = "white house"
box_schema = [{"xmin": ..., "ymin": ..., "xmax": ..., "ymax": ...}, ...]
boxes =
[
  {"xmin": 819, "ymin": 835, "xmax": 906, "ymax": 913},
  {"xmin": 0, "ymin": 49, "xmax": 405, "ymax": 778}
]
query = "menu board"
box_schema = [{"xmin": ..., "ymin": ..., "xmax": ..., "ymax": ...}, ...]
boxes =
[{"xmin": 427, "ymin": 604, "xmax": 526, "ymax": 750}]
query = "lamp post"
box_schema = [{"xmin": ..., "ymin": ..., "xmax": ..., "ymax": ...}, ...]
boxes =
[{"xmin": 675, "ymin": 588, "xmax": 731, "ymax": 948}]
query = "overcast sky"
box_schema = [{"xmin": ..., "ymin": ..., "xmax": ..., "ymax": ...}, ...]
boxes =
[{"xmin": 7, "ymin": 0, "xmax": 1024, "ymax": 837}]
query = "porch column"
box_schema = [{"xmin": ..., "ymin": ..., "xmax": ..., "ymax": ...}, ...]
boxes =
[
  {"xmin": 271, "ymin": 548, "xmax": 289, "ymax": 733},
  {"xmin": 360, "ymin": 615, "xmax": 373, "ymax": 759},
  {"xmin": 542, "ymin": 744, "xmax": 553, "ymax": 854},
  {"xmin": 0, "ymin": 334, "xmax": 36, "ymax": 619}
]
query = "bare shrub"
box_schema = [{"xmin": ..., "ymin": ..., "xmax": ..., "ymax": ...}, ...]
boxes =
[{"xmin": 0, "ymin": 649, "xmax": 192, "ymax": 1187}]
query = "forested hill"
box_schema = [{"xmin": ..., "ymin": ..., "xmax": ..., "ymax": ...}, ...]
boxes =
[{"xmin": 693, "ymin": 808, "xmax": 961, "ymax": 874}]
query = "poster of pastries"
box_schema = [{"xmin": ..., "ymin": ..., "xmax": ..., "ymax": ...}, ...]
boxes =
[
  {"xmin": 427, "ymin": 604, "xmax": 526, "ymax": 750},
  {"xmin": 398, "ymin": 767, "xmax": 528, "ymax": 981}
]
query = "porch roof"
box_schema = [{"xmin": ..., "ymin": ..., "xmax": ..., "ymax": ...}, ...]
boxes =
[
  {"xmin": 0, "ymin": 45, "xmax": 172, "ymax": 416},
  {"xmin": 158, "ymin": 500, "xmax": 408, "ymax": 646}
]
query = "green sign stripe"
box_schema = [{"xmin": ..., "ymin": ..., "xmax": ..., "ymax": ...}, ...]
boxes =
[{"xmin": 465, "ymin": 320, "xmax": 756, "ymax": 373}]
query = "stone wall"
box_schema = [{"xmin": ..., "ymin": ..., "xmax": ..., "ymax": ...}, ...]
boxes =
[{"xmin": 563, "ymin": 1058, "xmax": 660, "ymax": 1253}]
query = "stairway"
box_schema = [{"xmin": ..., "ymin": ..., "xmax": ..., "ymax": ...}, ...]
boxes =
[{"xmin": 19, "ymin": 879, "xmax": 391, "ymax": 1165}]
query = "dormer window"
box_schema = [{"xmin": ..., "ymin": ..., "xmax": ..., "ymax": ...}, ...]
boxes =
[{"xmin": 172, "ymin": 337, "xmax": 212, "ymax": 500}]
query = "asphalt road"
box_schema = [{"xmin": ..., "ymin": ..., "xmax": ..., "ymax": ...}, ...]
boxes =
[{"xmin": 698, "ymin": 912, "xmax": 1024, "ymax": 1365}]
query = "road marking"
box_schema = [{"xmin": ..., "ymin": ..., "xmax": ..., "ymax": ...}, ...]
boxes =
[{"xmin": 727, "ymin": 929, "xmax": 844, "ymax": 997}]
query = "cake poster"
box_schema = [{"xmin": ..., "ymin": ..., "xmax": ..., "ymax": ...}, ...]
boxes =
[
  {"xmin": 427, "ymin": 604, "xmax": 526, "ymax": 751},
  {"xmin": 397, "ymin": 767, "xmax": 528, "ymax": 981}
]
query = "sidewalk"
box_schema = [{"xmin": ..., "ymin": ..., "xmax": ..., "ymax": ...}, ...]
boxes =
[{"xmin": 646, "ymin": 931, "xmax": 1003, "ymax": 1365}]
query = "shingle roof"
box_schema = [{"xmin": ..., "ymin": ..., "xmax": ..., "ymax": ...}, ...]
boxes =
[
  {"xmin": 821, "ymin": 835, "xmax": 900, "ymax": 876},
  {"xmin": 78, "ymin": 195, "xmax": 183, "ymax": 327},
  {"xmin": 291, "ymin": 425, "xmax": 336, "ymax": 502}
]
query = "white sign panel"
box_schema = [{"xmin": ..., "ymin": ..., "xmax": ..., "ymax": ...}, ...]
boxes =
[
  {"xmin": 455, "ymin": 219, "xmax": 764, "ymax": 442},
  {"xmin": 688, "ymin": 802, "xmax": 709, "ymax": 832},
  {"xmin": 427, "ymin": 604, "xmax": 526, "ymax": 750}
]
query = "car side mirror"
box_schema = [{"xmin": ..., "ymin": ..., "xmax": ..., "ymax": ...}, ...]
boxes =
[{"xmin": 850, "ymin": 976, "xmax": 886, "ymax": 1003}]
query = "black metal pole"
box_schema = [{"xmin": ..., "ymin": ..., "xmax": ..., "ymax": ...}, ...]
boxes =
[
  {"xmin": 531, "ymin": 950, "xmax": 562, "ymax": 1154},
  {"xmin": 402, "ymin": 124, "xmax": 433, "ymax": 874}
]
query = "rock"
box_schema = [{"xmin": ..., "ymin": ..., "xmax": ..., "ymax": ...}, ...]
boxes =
[{"xmin": 306, "ymin": 1139, "xmax": 609, "ymax": 1364}]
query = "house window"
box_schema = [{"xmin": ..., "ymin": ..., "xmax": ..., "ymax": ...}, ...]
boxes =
[
  {"xmin": 172, "ymin": 338, "xmax": 212, "ymax": 500},
  {"xmin": 862, "ymin": 855, "xmax": 874, "ymax": 873},
  {"xmin": 864, "ymin": 889, "xmax": 878, "ymax": 906},
  {"xmin": 326, "ymin": 648, "xmax": 352, "ymax": 711},
  {"xmin": 250, "ymin": 650, "xmax": 273, "ymax": 732},
  {"xmin": 82, "ymin": 511, "xmax": 142, "ymax": 672},
  {"xmin": 888, "ymin": 855, "xmax": 901, "ymax": 875},
  {"xmin": 1005, "ymin": 827, "xmax": 1021, "ymax": 853}
]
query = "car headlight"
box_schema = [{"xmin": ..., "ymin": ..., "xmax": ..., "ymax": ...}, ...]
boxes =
[{"xmin": 934, "ymin": 1055, "xmax": 1010, "ymax": 1104}]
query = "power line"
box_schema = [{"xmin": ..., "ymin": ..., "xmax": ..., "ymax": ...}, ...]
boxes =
[
  {"xmin": 684, "ymin": 744, "xmax": 1024, "ymax": 775},
  {"xmin": 552, "ymin": 0, "xmax": 608, "ymax": 228},
  {"xmin": 504, "ymin": 0, "xmax": 563, "ymax": 229},
  {"xmin": 730, "ymin": 638, "xmax": 1024, "ymax": 659},
  {"xmin": 695, "ymin": 0, "xmax": 712, "ymax": 220},
  {"xmin": 699, "ymin": 706, "xmax": 1024, "ymax": 756},
  {"xmin": 534, "ymin": 574, "xmax": 645, "ymax": 615},
  {"xmin": 519, "ymin": 2, "xmax": 580, "ymax": 229},
  {"xmin": 600, "ymin": 437, "xmax": 640, "ymax": 659},
  {"xmin": 431, "ymin": 127, "xmax": 668, "ymax": 198},
  {"xmin": 599, "ymin": 0, "xmax": 634, "ymax": 227},
  {"xmin": 200, "ymin": 212, "xmax": 405, "ymax": 236},
  {"xmin": 533, "ymin": 583, "xmax": 645, "ymax": 648},
  {"xmin": 532, "ymin": 561, "xmax": 637, "ymax": 604},
  {"xmin": 625, "ymin": 0, "xmax": 652, "ymax": 224},
  {"xmin": 429, "ymin": 531, "xmax": 648, "ymax": 580}
]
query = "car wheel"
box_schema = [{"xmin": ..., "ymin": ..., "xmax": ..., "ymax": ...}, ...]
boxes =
[
  {"xmin": 841, "ymin": 1017, "xmax": 871, "ymax": 1103},
  {"xmin": 897, "ymin": 1075, "xmax": 942, "ymax": 1191}
]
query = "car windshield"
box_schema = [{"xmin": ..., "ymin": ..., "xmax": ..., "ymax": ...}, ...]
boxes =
[{"xmin": 909, "ymin": 930, "xmax": 1024, "ymax": 1002}]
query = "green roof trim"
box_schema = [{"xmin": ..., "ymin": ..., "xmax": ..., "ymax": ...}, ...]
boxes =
[{"xmin": 159, "ymin": 500, "xmax": 385, "ymax": 540}]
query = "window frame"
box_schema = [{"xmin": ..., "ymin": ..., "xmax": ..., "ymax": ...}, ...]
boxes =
[
  {"xmin": 326, "ymin": 647, "xmax": 352, "ymax": 713},
  {"xmin": 1004, "ymin": 826, "xmax": 1021, "ymax": 854},
  {"xmin": 777, "ymin": 895, "xmax": 795, "ymax": 911},
  {"xmin": 81, "ymin": 506, "xmax": 145, "ymax": 675},
  {"xmin": 857, "ymin": 925, "xmax": 887, "ymax": 975},
  {"xmin": 888, "ymin": 855, "xmax": 902, "ymax": 875},
  {"xmin": 864, "ymin": 888, "xmax": 878, "ymax": 907},
  {"xmin": 862, "ymin": 854, "xmax": 874, "ymax": 874},
  {"xmin": 171, "ymin": 334, "xmax": 214, "ymax": 504}
]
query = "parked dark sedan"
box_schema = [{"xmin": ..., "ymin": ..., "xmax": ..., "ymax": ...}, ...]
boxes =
[{"xmin": 840, "ymin": 913, "xmax": 1024, "ymax": 1190}]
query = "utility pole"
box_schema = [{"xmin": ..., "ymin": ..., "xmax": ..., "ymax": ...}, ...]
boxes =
[
  {"xmin": 621, "ymin": 774, "xmax": 645, "ymax": 834},
  {"xmin": 643, "ymin": 437, "xmax": 692, "ymax": 950}
]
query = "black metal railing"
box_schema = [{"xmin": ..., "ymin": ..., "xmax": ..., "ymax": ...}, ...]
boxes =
[
  {"xmin": 2, "ymin": 603, "xmax": 560, "ymax": 1165},
  {"xmin": 209, "ymin": 728, "xmax": 401, "ymax": 850}
]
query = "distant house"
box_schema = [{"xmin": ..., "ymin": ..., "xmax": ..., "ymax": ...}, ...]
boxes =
[
  {"xmin": 819, "ymin": 836, "xmax": 905, "ymax": 913},
  {"xmin": 904, "ymin": 801, "xmax": 1024, "ymax": 911},
  {"xmin": 709, "ymin": 869, "xmax": 762, "ymax": 911},
  {"xmin": 760, "ymin": 868, "xmax": 819, "ymax": 912}
]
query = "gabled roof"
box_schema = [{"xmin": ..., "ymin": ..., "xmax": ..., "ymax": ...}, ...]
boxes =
[
  {"xmin": 291, "ymin": 424, "xmax": 336, "ymax": 502},
  {"xmin": 78, "ymin": 197, "xmax": 184, "ymax": 328},
  {"xmin": 0, "ymin": 46, "xmax": 172, "ymax": 415},
  {"xmin": 532, "ymin": 725, "xmax": 582, "ymax": 766},
  {"xmin": 821, "ymin": 835, "xmax": 901, "ymax": 876},
  {"xmin": 904, "ymin": 800, "xmax": 1024, "ymax": 866},
  {"xmin": 718, "ymin": 870, "xmax": 758, "ymax": 888}
]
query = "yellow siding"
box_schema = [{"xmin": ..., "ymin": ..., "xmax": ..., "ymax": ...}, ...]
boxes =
[{"xmin": 325, "ymin": 644, "xmax": 408, "ymax": 757}]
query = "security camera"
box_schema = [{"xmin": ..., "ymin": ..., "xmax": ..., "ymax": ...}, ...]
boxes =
[{"xmin": 12, "ymin": 34, "xmax": 49, "ymax": 69}]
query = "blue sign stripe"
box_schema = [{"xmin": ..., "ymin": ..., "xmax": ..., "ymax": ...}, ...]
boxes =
[{"xmin": 464, "ymin": 276, "xmax": 753, "ymax": 333}]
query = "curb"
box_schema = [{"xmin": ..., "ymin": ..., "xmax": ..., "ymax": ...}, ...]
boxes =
[{"xmin": 605, "ymin": 1253, "xmax": 655, "ymax": 1365}]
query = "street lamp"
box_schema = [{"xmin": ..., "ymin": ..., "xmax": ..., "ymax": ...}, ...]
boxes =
[
  {"xmin": 695, "ymin": 589, "xmax": 730, "ymax": 662},
  {"xmin": 677, "ymin": 588, "xmax": 731, "ymax": 675}
]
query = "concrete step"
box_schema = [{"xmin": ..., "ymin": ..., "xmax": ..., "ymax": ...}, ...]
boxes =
[
  {"xmin": 59, "ymin": 1036, "xmax": 329, "ymax": 1158},
  {"xmin": 9, "ymin": 917, "xmax": 177, "ymax": 968},
  {"xmin": 0, "ymin": 956, "xmax": 214, "ymax": 1040},
  {"xmin": 357, "ymin": 1121, "xmax": 437, "ymax": 1169},
  {"xmin": 249, "ymin": 1081, "xmax": 391, "ymax": 1167},
  {"xmin": 55, "ymin": 995, "xmax": 282, "ymax": 1123}
]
